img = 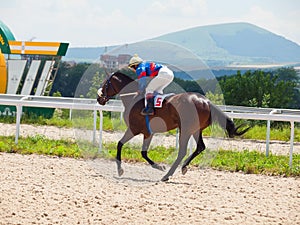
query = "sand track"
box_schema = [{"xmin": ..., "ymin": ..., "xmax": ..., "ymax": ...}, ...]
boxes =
[{"xmin": 0, "ymin": 153, "xmax": 299, "ymax": 224}]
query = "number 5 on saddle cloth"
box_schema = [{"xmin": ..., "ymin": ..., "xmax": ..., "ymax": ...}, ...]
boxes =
[{"xmin": 153, "ymin": 93, "xmax": 174, "ymax": 108}]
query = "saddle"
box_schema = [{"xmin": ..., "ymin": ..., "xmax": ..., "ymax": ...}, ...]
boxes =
[{"xmin": 153, "ymin": 93, "xmax": 175, "ymax": 108}]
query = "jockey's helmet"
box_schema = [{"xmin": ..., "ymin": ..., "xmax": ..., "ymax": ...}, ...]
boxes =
[{"xmin": 129, "ymin": 54, "xmax": 143, "ymax": 68}]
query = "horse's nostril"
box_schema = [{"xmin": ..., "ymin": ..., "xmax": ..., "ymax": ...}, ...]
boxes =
[
  {"xmin": 97, "ymin": 97, "xmax": 103, "ymax": 105},
  {"xmin": 97, "ymin": 96, "xmax": 108, "ymax": 105}
]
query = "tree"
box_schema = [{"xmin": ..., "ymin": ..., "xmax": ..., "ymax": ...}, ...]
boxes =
[
  {"xmin": 86, "ymin": 70, "xmax": 106, "ymax": 99},
  {"xmin": 218, "ymin": 68, "xmax": 300, "ymax": 109},
  {"xmin": 51, "ymin": 62, "xmax": 91, "ymax": 97}
]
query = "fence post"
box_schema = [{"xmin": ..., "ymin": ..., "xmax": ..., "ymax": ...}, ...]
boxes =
[
  {"xmin": 266, "ymin": 109, "xmax": 282, "ymax": 157},
  {"xmin": 289, "ymin": 121, "xmax": 295, "ymax": 168},
  {"xmin": 15, "ymin": 104, "xmax": 22, "ymax": 144},
  {"xmin": 98, "ymin": 110, "xmax": 103, "ymax": 153},
  {"xmin": 93, "ymin": 109, "xmax": 97, "ymax": 145},
  {"xmin": 266, "ymin": 120, "xmax": 271, "ymax": 157},
  {"xmin": 15, "ymin": 96, "xmax": 30, "ymax": 144},
  {"xmin": 69, "ymin": 108, "xmax": 72, "ymax": 120}
]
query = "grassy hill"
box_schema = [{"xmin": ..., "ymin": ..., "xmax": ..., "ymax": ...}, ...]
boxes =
[
  {"xmin": 64, "ymin": 22, "xmax": 300, "ymax": 67},
  {"xmin": 153, "ymin": 22, "xmax": 300, "ymax": 65}
]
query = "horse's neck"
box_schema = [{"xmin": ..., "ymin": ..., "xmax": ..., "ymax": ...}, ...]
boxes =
[
  {"xmin": 120, "ymin": 90, "xmax": 145, "ymax": 111},
  {"xmin": 118, "ymin": 79, "xmax": 138, "ymax": 106},
  {"xmin": 120, "ymin": 94, "xmax": 136, "ymax": 107}
]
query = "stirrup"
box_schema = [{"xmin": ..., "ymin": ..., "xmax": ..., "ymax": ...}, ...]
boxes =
[{"xmin": 141, "ymin": 108, "xmax": 154, "ymax": 116}]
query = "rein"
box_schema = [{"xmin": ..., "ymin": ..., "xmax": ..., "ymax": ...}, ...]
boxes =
[
  {"xmin": 119, "ymin": 92, "xmax": 138, "ymax": 97},
  {"xmin": 102, "ymin": 74, "xmax": 118, "ymax": 100}
]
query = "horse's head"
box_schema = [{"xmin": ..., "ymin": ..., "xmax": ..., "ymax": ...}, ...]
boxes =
[
  {"xmin": 97, "ymin": 74, "xmax": 119, "ymax": 105},
  {"xmin": 97, "ymin": 71, "xmax": 136, "ymax": 105}
]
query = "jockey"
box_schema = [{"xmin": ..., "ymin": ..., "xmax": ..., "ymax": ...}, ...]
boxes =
[{"xmin": 128, "ymin": 54, "xmax": 174, "ymax": 116}]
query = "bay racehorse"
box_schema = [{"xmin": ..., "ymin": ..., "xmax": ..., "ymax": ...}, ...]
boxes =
[{"xmin": 97, "ymin": 70, "xmax": 249, "ymax": 181}]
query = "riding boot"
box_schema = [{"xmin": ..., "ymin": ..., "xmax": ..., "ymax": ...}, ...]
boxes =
[{"xmin": 141, "ymin": 95, "xmax": 155, "ymax": 116}]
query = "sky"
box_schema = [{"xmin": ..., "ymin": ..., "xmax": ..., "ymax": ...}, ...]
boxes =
[{"xmin": 1, "ymin": 0, "xmax": 300, "ymax": 47}]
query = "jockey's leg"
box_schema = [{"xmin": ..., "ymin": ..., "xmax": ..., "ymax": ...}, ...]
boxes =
[
  {"xmin": 142, "ymin": 66, "xmax": 174, "ymax": 116},
  {"xmin": 141, "ymin": 93, "xmax": 154, "ymax": 116},
  {"xmin": 147, "ymin": 66, "xmax": 174, "ymax": 94}
]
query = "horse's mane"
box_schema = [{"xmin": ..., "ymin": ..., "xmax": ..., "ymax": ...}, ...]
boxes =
[
  {"xmin": 113, "ymin": 69, "xmax": 135, "ymax": 82},
  {"xmin": 111, "ymin": 69, "xmax": 138, "ymax": 94}
]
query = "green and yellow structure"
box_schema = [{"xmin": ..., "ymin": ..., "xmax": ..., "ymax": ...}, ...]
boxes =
[
  {"xmin": 0, "ymin": 20, "xmax": 68, "ymax": 94},
  {"xmin": 0, "ymin": 51, "xmax": 6, "ymax": 93}
]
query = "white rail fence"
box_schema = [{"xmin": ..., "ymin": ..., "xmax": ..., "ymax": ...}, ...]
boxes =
[{"xmin": 0, "ymin": 94, "xmax": 299, "ymax": 167}]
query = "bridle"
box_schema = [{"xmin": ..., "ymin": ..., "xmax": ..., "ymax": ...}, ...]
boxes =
[
  {"xmin": 101, "ymin": 74, "xmax": 118, "ymax": 101},
  {"xmin": 98, "ymin": 72, "xmax": 138, "ymax": 105}
]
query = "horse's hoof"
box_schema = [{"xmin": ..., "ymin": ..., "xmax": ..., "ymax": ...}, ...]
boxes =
[
  {"xmin": 161, "ymin": 176, "xmax": 169, "ymax": 182},
  {"xmin": 118, "ymin": 168, "xmax": 124, "ymax": 176},
  {"xmin": 152, "ymin": 164, "xmax": 166, "ymax": 171},
  {"xmin": 182, "ymin": 166, "xmax": 188, "ymax": 175}
]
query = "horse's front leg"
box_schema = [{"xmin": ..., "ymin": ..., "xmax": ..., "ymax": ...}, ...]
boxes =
[
  {"xmin": 116, "ymin": 128, "xmax": 135, "ymax": 176},
  {"xmin": 141, "ymin": 134, "xmax": 166, "ymax": 171}
]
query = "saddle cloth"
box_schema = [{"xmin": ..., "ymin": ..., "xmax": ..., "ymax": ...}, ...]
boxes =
[{"xmin": 153, "ymin": 93, "xmax": 175, "ymax": 108}]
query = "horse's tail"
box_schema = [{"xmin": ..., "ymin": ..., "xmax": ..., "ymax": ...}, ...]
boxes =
[{"xmin": 209, "ymin": 102, "xmax": 250, "ymax": 138}]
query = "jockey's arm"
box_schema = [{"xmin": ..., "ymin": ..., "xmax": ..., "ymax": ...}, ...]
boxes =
[
  {"xmin": 138, "ymin": 77, "xmax": 146, "ymax": 93},
  {"xmin": 136, "ymin": 64, "xmax": 147, "ymax": 93}
]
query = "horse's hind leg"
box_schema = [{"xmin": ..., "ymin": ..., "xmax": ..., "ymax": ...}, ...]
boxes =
[
  {"xmin": 181, "ymin": 130, "xmax": 206, "ymax": 175},
  {"xmin": 116, "ymin": 128, "xmax": 135, "ymax": 176},
  {"xmin": 161, "ymin": 133, "xmax": 189, "ymax": 182},
  {"xmin": 141, "ymin": 135, "xmax": 166, "ymax": 171}
]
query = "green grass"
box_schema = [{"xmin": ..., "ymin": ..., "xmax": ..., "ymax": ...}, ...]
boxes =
[
  {"xmin": 1, "ymin": 135, "xmax": 299, "ymax": 177},
  {"xmin": 204, "ymin": 149, "xmax": 300, "ymax": 176},
  {"xmin": 0, "ymin": 135, "xmax": 82, "ymax": 158},
  {"xmin": 243, "ymin": 125, "xmax": 300, "ymax": 142},
  {"xmin": 103, "ymin": 143, "xmax": 300, "ymax": 177}
]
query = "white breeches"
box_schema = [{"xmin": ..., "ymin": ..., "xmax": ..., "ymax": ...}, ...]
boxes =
[{"xmin": 145, "ymin": 66, "xmax": 174, "ymax": 94}]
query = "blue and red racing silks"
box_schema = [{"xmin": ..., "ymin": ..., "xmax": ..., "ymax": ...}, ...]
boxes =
[
  {"xmin": 136, "ymin": 62, "xmax": 163, "ymax": 92},
  {"xmin": 136, "ymin": 62, "xmax": 163, "ymax": 79}
]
